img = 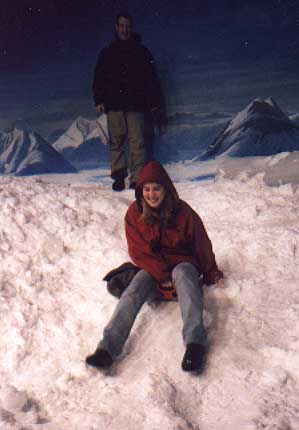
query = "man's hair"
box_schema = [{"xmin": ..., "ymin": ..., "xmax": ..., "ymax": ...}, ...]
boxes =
[{"xmin": 116, "ymin": 12, "xmax": 133, "ymax": 26}]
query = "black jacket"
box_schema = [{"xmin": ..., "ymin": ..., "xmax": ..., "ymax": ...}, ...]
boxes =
[
  {"xmin": 92, "ymin": 38, "xmax": 163, "ymax": 112},
  {"xmin": 103, "ymin": 262, "xmax": 140, "ymax": 298}
]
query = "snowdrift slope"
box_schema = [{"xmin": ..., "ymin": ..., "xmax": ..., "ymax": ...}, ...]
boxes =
[{"xmin": 0, "ymin": 175, "xmax": 299, "ymax": 429}]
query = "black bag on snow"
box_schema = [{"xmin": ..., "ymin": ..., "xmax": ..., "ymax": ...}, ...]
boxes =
[{"xmin": 103, "ymin": 262, "xmax": 140, "ymax": 298}]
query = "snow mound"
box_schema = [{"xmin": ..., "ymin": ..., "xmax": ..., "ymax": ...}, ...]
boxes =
[
  {"xmin": 0, "ymin": 126, "xmax": 77, "ymax": 176},
  {"xmin": 200, "ymin": 98, "xmax": 299, "ymax": 158},
  {"xmin": 0, "ymin": 174, "xmax": 299, "ymax": 429},
  {"xmin": 264, "ymin": 151, "xmax": 299, "ymax": 186}
]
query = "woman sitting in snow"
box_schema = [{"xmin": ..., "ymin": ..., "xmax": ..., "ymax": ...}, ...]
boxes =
[{"xmin": 86, "ymin": 161, "xmax": 223, "ymax": 372}]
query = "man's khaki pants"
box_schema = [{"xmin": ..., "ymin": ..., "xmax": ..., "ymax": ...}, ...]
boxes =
[{"xmin": 107, "ymin": 111, "xmax": 145, "ymax": 184}]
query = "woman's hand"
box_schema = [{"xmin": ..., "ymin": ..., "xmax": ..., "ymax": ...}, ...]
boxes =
[
  {"xmin": 203, "ymin": 269, "xmax": 224, "ymax": 286},
  {"xmin": 215, "ymin": 278, "xmax": 225, "ymax": 288},
  {"xmin": 161, "ymin": 281, "xmax": 173, "ymax": 289}
]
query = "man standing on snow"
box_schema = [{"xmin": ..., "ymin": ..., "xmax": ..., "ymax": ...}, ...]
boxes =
[{"xmin": 92, "ymin": 13, "xmax": 164, "ymax": 191}]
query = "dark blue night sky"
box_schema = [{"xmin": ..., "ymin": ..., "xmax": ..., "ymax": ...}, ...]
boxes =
[{"xmin": 1, "ymin": 0, "xmax": 299, "ymax": 136}]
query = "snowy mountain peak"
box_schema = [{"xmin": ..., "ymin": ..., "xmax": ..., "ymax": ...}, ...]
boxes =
[
  {"xmin": 53, "ymin": 117, "xmax": 97, "ymax": 152},
  {"xmin": 199, "ymin": 98, "xmax": 299, "ymax": 159},
  {"xmin": 53, "ymin": 115, "xmax": 109, "ymax": 167},
  {"xmin": 0, "ymin": 126, "xmax": 76, "ymax": 175},
  {"xmin": 228, "ymin": 98, "xmax": 291, "ymax": 134},
  {"xmin": 265, "ymin": 97, "xmax": 281, "ymax": 111},
  {"xmin": 74, "ymin": 116, "xmax": 96, "ymax": 138},
  {"xmin": 290, "ymin": 112, "xmax": 299, "ymax": 126},
  {"xmin": 252, "ymin": 97, "xmax": 289, "ymax": 121}
]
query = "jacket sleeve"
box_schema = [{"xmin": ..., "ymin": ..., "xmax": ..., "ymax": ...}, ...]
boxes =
[
  {"xmin": 125, "ymin": 207, "xmax": 171, "ymax": 283},
  {"xmin": 187, "ymin": 207, "xmax": 223, "ymax": 285},
  {"xmin": 92, "ymin": 48, "xmax": 109, "ymax": 106}
]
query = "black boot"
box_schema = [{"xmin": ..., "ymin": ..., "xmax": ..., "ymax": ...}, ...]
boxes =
[
  {"xmin": 85, "ymin": 348, "xmax": 114, "ymax": 368},
  {"xmin": 112, "ymin": 178, "xmax": 125, "ymax": 192},
  {"xmin": 181, "ymin": 343, "xmax": 206, "ymax": 373}
]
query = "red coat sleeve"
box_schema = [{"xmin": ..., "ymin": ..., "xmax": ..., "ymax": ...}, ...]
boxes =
[
  {"xmin": 185, "ymin": 205, "xmax": 223, "ymax": 284},
  {"xmin": 125, "ymin": 204, "xmax": 171, "ymax": 283}
]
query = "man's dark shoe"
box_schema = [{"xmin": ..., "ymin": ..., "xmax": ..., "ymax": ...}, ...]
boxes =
[
  {"xmin": 129, "ymin": 182, "xmax": 136, "ymax": 190},
  {"xmin": 112, "ymin": 178, "xmax": 125, "ymax": 192},
  {"xmin": 181, "ymin": 343, "xmax": 206, "ymax": 372},
  {"xmin": 85, "ymin": 348, "xmax": 114, "ymax": 368}
]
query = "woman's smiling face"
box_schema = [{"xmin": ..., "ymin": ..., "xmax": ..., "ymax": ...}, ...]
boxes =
[{"xmin": 142, "ymin": 182, "xmax": 166, "ymax": 209}]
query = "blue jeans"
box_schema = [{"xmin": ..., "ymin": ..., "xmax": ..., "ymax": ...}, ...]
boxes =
[{"xmin": 99, "ymin": 262, "xmax": 207, "ymax": 359}]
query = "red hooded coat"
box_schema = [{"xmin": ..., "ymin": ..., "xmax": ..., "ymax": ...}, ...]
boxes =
[{"xmin": 125, "ymin": 161, "xmax": 222, "ymax": 299}]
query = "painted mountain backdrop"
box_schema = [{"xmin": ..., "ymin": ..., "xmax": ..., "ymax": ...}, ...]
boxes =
[
  {"xmin": 1, "ymin": 99, "xmax": 299, "ymax": 176},
  {"xmin": 200, "ymin": 98, "xmax": 299, "ymax": 159},
  {"xmin": 0, "ymin": 124, "xmax": 77, "ymax": 176},
  {"xmin": 53, "ymin": 116, "xmax": 109, "ymax": 169}
]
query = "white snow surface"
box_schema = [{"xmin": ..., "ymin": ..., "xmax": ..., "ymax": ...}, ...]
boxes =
[{"xmin": 1, "ymin": 164, "xmax": 299, "ymax": 430}]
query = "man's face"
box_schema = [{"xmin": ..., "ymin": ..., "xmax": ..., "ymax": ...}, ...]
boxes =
[{"xmin": 115, "ymin": 16, "xmax": 132, "ymax": 40}]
